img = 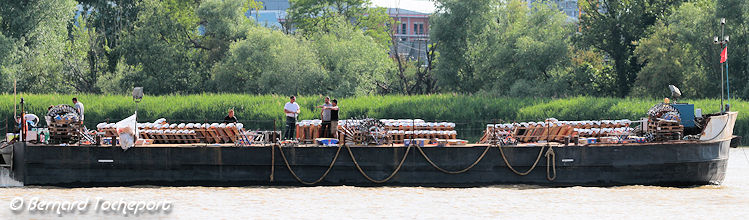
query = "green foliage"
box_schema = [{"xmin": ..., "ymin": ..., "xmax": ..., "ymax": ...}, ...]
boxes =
[
  {"xmin": 77, "ymin": 0, "xmax": 140, "ymax": 73},
  {"xmin": 310, "ymin": 18, "xmax": 395, "ymax": 96},
  {"xmin": 211, "ymin": 27, "xmax": 327, "ymax": 95},
  {"xmin": 432, "ymin": 0, "xmax": 573, "ymax": 96},
  {"xmin": 3, "ymin": 0, "xmax": 749, "ymax": 102},
  {"xmin": 288, "ymin": 0, "xmax": 391, "ymax": 45},
  {"xmin": 430, "ymin": 0, "xmax": 496, "ymax": 93},
  {"xmin": 0, "ymin": 0, "xmax": 78, "ymax": 93},
  {"xmin": 715, "ymin": 0, "xmax": 749, "ymax": 98},
  {"xmin": 117, "ymin": 0, "xmax": 203, "ymax": 94},
  {"xmin": 563, "ymin": 47, "xmax": 617, "ymax": 96},
  {"xmin": 196, "ymin": 0, "xmax": 255, "ymax": 65},
  {"xmin": 63, "ymin": 15, "xmax": 110, "ymax": 93},
  {"xmin": 0, "ymin": 31, "xmax": 18, "ymax": 92},
  {"xmin": 577, "ymin": 0, "xmax": 686, "ymax": 97}
]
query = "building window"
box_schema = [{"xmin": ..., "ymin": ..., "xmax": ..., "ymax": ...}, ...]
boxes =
[
  {"xmin": 401, "ymin": 23, "xmax": 407, "ymax": 35},
  {"xmin": 413, "ymin": 23, "xmax": 424, "ymax": 35}
]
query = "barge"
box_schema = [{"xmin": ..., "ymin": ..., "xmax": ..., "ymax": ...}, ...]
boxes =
[{"xmin": 2, "ymin": 111, "xmax": 738, "ymax": 187}]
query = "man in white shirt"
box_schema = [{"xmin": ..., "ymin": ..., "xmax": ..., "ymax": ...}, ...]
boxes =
[
  {"xmin": 283, "ymin": 96, "xmax": 300, "ymax": 140},
  {"xmin": 73, "ymin": 97, "xmax": 84, "ymax": 123}
]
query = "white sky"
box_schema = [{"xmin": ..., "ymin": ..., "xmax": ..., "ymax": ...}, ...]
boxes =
[{"xmin": 371, "ymin": 0, "xmax": 437, "ymax": 13}]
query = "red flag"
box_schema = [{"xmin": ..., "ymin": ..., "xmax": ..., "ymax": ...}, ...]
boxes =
[{"xmin": 720, "ymin": 46, "xmax": 727, "ymax": 63}]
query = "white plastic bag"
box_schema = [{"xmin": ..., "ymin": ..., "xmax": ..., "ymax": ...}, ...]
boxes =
[{"xmin": 115, "ymin": 113, "xmax": 138, "ymax": 150}]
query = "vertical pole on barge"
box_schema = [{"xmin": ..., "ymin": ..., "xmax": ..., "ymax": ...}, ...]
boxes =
[
  {"xmin": 19, "ymin": 98, "xmax": 24, "ymax": 142},
  {"xmin": 13, "ymin": 80, "xmax": 16, "ymax": 118},
  {"xmin": 720, "ymin": 21, "xmax": 724, "ymax": 112},
  {"xmin": 132, "ymin": 87, "xmax": 143, "ymax": 142},
  {"xmin": 714, "ymin": 18, "xmax": 729, "ymax": 112}
]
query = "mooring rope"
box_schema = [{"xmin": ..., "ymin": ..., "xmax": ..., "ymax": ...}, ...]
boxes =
[
  {"xmin": 496, "ymin": 143, "xmax": 546, "ymax": 176},
  {"xmin": 545, "ymin": 146, "xmax": 557, "ymax": 181},
  {"xmin": 346, "ymin": 144, "xmax": 411, "ymax": 183},
  {"xmin": 270, "ymin": 140, "xmax": 558, "ymax": 184},
  {"xmin": 415, "ymin": 144, "xmax": 491, "ymax": 174},
  {"xmin": 275, "ymin": 144, "xmax": 343, "ymax": 185}
]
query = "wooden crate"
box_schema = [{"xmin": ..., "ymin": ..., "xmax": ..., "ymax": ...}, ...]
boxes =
[{"xmin": 48, "ymin": 122, "xmax": 82, "ymax": 144}]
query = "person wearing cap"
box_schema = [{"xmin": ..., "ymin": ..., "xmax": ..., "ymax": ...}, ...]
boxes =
[{"xmin": 284, "ymin": 96, "xmax": 301, "ymax": 140}]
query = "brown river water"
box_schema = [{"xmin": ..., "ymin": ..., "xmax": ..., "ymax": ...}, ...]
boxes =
[{"xmin": 1, "ymin": 148, "xmax": 748, "ymax": 219}]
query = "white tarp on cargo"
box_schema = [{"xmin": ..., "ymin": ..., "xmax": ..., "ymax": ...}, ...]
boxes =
[{"xmin": 115, "ymin": 113, "xmax": 138, "ymax": 150}]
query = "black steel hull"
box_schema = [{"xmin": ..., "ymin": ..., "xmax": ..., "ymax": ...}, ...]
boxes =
[{"xmin": 10, "ymin": 140, "xmax": 730, "ymax": 187}]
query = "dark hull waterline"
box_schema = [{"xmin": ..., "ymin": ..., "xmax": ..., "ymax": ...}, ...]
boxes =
[{"xmin": 9, "ymin": 139, "xmax": 730, "ymax": 187}]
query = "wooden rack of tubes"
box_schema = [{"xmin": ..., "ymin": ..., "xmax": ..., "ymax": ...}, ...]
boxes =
[
  {"xmin": 382, "ymin": 120, "xmax": 457, "ymax": 144},
  {"xmin": 296, "ymin": 119, "xmax": 460, "ymax": 145},
  {"xmin": 479, "ymin": 120, "xmax": 634, "ymax": 144},
  {"xmin": 97, "ymin": 122, "xmax": 246, "ymax": 145}
]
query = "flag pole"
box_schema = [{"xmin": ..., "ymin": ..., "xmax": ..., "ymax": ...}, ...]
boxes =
[
  {"xmin": 725, "ymin": 45, "xmax": 730, "ymax": 110},
  {"xmin": 14, "ymin": 79, "xmax": 17, "ymax": 118},
  {"xmin": 720, "ymin": 18, "xmax": 726, "ymax": 113}
]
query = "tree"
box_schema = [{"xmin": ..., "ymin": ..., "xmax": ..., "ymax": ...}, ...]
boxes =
[
  {"xmin": 117, "ymin": 0, "xmax": 203, "ymax": 94},
  {"xmin": 62, "ymin": 15, "xmax": 109, "ymax": 93},
  {"xmin": 212, "ymin": 27, "xmax": 327, "ymax": 95},
  {"xmin": 195, "ymin": 0, "xmax": 258, "ymax": 65},
  {"xmin": 288, "ymin": 0, "xmax": 391, "ymax": 45},
  {"xmin": 577, "ymin": 0, "xmax": 685, "ymax": 97},
  {"xmin": 715, "ymin": 0, "xmax": 749, "ymax": 98},
  {"xmin": 310, "ymin": 18, "xmax": 395, "ymax": 96},
  {"xmin": 390, "ymin": 41, "xmax": 439, "ymax": 95},
  {"xmin": 565, "ymin": 47, "xmax": 617, "ymax": 97},
  {"xmin": 632, "ymin": 0, "xmax": 719, "ymax": 98},
  {"xmin": 430, "ymin": 0, "xmax": 496, "ymax": 93},
  {"xmin": 0, "ymin": 31, "xmax": 19, "ymax": 93},
  {"xmin": 431, "ymin": 0, "xmax": 573, "ymax": 96},
  {"xmin": 76, "ymin": 0, "xmax": 140, "ymax": 74},
  {"xmin": 0, "ymin": 0, "xmax": 78, "ymax": 93}
]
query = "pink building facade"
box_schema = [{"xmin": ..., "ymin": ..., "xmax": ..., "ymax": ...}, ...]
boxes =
[{"xmin": 387, "ymin": 8, "xmax": 430, "ymax": 42}]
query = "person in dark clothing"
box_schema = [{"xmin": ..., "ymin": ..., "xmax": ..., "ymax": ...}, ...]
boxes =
[
  {"xmin": 329, "ymin": 99, "xmax": 339, "ymax": 139},
  {"xmin": 316, "ymin": 97, "xmax": 332, "ymax": 138},
  {"xmin": 223, "ymin": 109, "xmax": 238, "ymax": 123}
]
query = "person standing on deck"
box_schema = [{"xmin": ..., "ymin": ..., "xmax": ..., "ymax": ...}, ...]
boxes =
[
  {"xmin": 316, "ymin": 97, "xmax": 333, "ymax": 138},
  {"xmin": 224, "ymin": 109, "xmax": 238, "ymax": 123},
  {"xmin": 72, "ymin": 97, "xmax": 84, "ymax": 124},
  {"xmin": 284, "ymin": 96, "xmax": 300, "ymax": 140},
  {"xmin": 329, "ymin": 99, "xmax": 340, "ymax": 139}
]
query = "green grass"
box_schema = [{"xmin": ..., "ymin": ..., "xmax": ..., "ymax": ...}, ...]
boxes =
[{"xmin": 1, "ymin": 94, "xmax": 747, "ymax": 142}]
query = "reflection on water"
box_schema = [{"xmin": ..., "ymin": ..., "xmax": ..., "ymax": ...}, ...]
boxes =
[{"xmin": 1, "ymin": 148, "xmax": 748, "ymax": 219}]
